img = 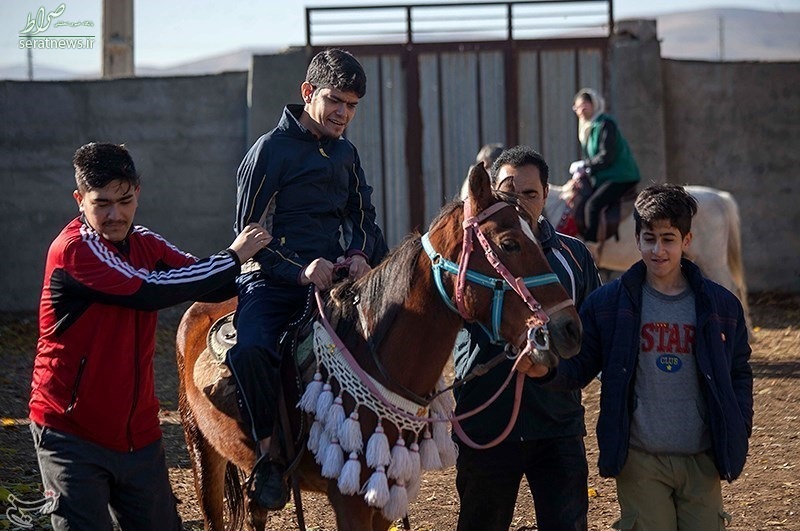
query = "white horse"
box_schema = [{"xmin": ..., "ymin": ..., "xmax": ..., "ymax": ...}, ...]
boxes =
[{"xmin": 543, "ymin": 182, "xmax": 751, "ymax": 326}]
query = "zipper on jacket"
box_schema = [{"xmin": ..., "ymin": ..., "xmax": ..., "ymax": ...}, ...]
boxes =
[
  {"xmin": 126, "ymin": 314, "xmax": 141, "ymax": 452},
  {"xmin": 64, "ymin": 357, "xmax": 87, "ymax": 414}
]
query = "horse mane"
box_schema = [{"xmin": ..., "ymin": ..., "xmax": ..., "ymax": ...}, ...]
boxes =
[{"xmin": 329, "ymin": 232, "xmax": 423, "ymax": 350}]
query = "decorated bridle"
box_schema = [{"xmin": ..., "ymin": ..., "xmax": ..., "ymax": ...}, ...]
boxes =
[{"xmin": 421, "ymin": 197, "xmax": 563, "ymax": 351}]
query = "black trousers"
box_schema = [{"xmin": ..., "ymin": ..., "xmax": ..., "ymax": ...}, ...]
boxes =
[
  {"xmin": 456, "ymin": 436, "xmax": 589, "ymax": 531},
  {"xmin": 226, "ymin": 272, "xmax": 309, "ymax": 442},
  {"xmin": 583, "ymin": 180, "xmax": 638, "ymax": 242}
]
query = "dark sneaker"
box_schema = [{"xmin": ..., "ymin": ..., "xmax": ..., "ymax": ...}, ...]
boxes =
[{"xmin": 248, "ymin": 457, "xmax": 289, "ymax": 511}]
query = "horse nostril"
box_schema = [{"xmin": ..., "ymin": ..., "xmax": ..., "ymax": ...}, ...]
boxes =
[{"xmin": 566, "ymin": 320, "xmax": 582, "ymax": 342}]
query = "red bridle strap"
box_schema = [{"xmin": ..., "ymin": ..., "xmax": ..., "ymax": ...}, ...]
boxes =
[{"xmin": 456, "ymin": 200, "xmax": 550, "ymax": 327}]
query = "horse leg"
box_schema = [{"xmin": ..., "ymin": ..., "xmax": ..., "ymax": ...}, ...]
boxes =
[
  {"xmin": 371, "ymin": 512, "xmax": 393, "ymax": 531},
  {"xmin": 183, "ymin": 404, "xmax": 229, "ymax": 530},
  {"xmin": 244, "ymin": 499, "xmax": 269, "ymax": 531},
  {"xmin": 327, "ymin": 483, "xmax": 383, "ymax": 531}
]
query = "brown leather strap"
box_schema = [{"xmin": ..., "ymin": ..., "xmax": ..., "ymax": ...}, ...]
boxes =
[{"xmin": 277, "ymin": 386, "xmax": 306, "ymax": 531}]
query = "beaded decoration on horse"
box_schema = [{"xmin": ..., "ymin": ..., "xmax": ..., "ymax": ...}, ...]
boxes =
[{"xmin": 298, "ymin": 322, "xmax": 458, "ymax": 522}]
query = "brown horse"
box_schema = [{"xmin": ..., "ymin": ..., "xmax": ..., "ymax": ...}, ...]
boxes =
[{"xmin": 176, "ymin": 164, "xmax": 583, "ymax": 530}]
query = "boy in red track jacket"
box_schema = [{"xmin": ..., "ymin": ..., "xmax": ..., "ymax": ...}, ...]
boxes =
[{"xmin": 29, "ymin": 142, "xmax": 270, "ymax": 531}]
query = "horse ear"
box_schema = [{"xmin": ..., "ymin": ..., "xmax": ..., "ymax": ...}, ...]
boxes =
[{"xmin": 467, "ymin": 162, "xmax": 493, "ymax": 211}]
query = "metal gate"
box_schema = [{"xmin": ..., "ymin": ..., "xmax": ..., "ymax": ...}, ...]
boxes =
[{"xmin": 307, "ymin": 1, "xmax": 612, "ymax": 246}]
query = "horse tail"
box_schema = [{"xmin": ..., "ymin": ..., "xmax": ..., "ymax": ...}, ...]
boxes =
[
  {"xmin": 224, "ymin": 463, "xmax": 245, "ymax": 530},
  {"xmin": 722, "ymin": 191, "xmax": 752, "ymax": 333}
]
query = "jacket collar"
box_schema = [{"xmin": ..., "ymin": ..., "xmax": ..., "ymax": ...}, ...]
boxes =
[
  {"xmin": 620, "ymin": 258, "xmax": 711, "ymax": 311},
  {"xmin": 79, "ymin": 214, "xmax": 132, "ymax": 255},
  {"xmin": 537, "ymin": 216, "xmax": 559, "ymax": 251},
  {"xmin": 278, "ymin": 104, "xmax": 319, "ymax": 142}
]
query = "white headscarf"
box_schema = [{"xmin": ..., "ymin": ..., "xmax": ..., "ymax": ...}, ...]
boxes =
[{"xmin": 575, "ymin": 88, "xmax": 605, "ymax": 145}]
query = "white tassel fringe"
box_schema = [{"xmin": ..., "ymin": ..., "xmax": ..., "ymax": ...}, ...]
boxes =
[
  {"xmin": 432, "ymin": 418, "xmax": 457, "ymax": 468},
  {"xmin": 337, "ymin": 452, "xmax": 362, "ymax": 495},
  {"xmin": 321, "ymin": 437, "xmax": 344, "ymax": 479},
  {"xmin": 419, "ymin": 429, "xmax": 442, "ymax": 470},
  {"xmin": 325, "ymin": 395, "xmax": 346, "ymax": 438},
  {"xmin": 382, "ymin": 481, "xmax": 409, "ymax": 522},
  {"xmin": 299, "ymin": 371, "xmax": 323, "ymax": 413},
  {"xmin": 362, "ymin": 466, "xmax": 390, "ymax": 508},
  {"xmin": 387, "ymin": 437, "xmax": 413, "ymax": 482},
  {"xmin": 315, "ymin": 383, "xmax": 334, "ymax": 424},
  {"xmin": 408, "ymin": 441, "xmax": 421, "ymax": 482},
  {"xmin": 339, "ymin": 410, "xmax": 363, "ymax": 454},
  {"xmin": 308, "ymin": 417, "xmax": 323, "ymax": 453},
  {"xmin": 316, "ymin": 430, "xmax": 331, "ymax": 465},
  {"xmin": 366, "ymin": 423, "xmax": 391, "ymax": 468}
]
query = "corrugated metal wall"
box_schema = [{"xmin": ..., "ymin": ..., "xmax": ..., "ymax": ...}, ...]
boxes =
[
  {"xmin": 344, "ymin": 40, "xmax": 606, "ymax": 246},
  {"xmin": 346, "ymin": 54, "xmax": 410, "ymax": 246},
  {"xmin": 517, "ymin": 47, "xmax": 605, "ymax": 186}
]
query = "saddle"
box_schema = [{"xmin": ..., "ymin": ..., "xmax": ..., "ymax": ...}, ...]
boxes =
[
  {"xmin": 193, "ymin": 296, "xmax": 319, "ymax": 423},
  {"xmin": 556, "ymin": 175, "xmax": 637, "ymax": 242}
]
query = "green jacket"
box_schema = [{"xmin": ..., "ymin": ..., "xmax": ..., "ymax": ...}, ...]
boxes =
[
  {"xmin": 583, "ymin": 113, "xmax": 640, "ymax": 186},
  {"xmin": 453, "ymin": 218, "xmax": 601, "ymax": 443}
]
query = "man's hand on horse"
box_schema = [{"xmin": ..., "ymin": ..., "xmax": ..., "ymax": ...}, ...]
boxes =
[
  {"xmin": 229, "ymin": 223, "xmax": 272, "ymax": 263},
  {"xmin": 301, "ymin": 258, "xmax": 336, "ymax": 290},
  {"xmin": 347, "ymin": 253, "xmax": 371, "ymax": 280},
  {"xmin": 516, "ymin": 353, "xmax": 551, "ymax": 379}
]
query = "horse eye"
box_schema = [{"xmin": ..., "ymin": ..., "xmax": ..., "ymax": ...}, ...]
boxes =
[{"xmin": 500, "ymin": 239, "xmax": 521, "ymax": 253}]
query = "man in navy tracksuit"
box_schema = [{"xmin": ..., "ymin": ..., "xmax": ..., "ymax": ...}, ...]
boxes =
[{"xmin": 227, "ymin": 49, "xmax": 386, "ymax": 510}]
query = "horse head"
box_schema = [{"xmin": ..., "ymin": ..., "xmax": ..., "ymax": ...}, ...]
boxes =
[{"xmin": 425, "ymin": 163, "xmax": 582, "ymax": 367}]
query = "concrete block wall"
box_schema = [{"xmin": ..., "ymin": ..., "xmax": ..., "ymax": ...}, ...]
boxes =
[
  {"xmin": 248, "ymin": 48, "xmax": 307, "ymax": 145},
  {"xmin": 1, "ymin": 35, "xmax": 798, "ymax": 311},
  {"xmin": 0, "ymin": 72, "xmax": 249, "ymax": 311},
  {"xmin": 609, "ymin": 19, "xmax": 668, "ymax": 184},
  {"xmin": 662, "ymin": 60, "xmax": 800, "ymax": 292}
]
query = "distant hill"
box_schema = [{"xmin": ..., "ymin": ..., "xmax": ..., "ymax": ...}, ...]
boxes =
[
  {"xmin": 0, "ymin": 47, "xmax": 280, "ymax": 81},
  {"xmin": 1, "ymin": 8, "xmax": 797, "ymax": 81},
  {"xmin": 135, "ymin": 47, "xmax": 280, "ymax": 77}
]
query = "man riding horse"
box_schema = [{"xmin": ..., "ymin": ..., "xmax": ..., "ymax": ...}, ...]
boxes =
[{"xmin": 227, "ymin": 48, "xmax": 387, "ymax": 510}]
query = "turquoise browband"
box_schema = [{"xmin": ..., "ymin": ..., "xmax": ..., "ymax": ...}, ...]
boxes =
[{"xmin": 421, "ymin": 232, "xmax": 559, "ymax": 344}]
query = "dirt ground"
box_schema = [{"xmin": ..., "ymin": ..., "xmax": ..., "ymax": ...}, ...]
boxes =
[{"xmin": 1, "ymin": 293, "xmax": 798, "ymax": 530}]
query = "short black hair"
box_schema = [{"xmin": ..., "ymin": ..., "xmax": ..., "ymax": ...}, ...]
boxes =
[
  {"xmin": 634, "ymin": 184, "xmax": 698, "ymax": 237},
  {"xmin": 306, "ymin": 48, "xmax": 366, "ymax": 98},
  {"xmin": 73, "ymin": 142, "xmax": 139, "ymax": 192},
  {"xmin": 490, "ymin": 145, "xmax": 549, "ymax": 188}
]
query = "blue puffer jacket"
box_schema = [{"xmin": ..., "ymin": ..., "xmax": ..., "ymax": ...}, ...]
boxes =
[
  {"xmin": 548, "ymin": 259, "xmax": 752, "ymax": 481},
  {"xmin": 235, "ymin": 104, "xmax": 381, "ymax": 284}
]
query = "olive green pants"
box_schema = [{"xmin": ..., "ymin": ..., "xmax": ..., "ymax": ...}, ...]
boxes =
[{"xmin": 612, "ymin": 447, "xmax": 731, "ymax": 531}]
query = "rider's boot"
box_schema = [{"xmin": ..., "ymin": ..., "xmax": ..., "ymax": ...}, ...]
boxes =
[{"xmin": 248, "ymin": 455, "xmax": 289, "ymax": 511}]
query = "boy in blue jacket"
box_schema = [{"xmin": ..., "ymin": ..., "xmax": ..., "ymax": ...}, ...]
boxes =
[{"xmin": 522, "ymin": 184, "xmax": 753, "ymax": 530}]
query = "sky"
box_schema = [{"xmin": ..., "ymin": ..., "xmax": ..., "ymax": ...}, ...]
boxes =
[{"xmin": 1, "ymin": 0, "xmax": 797, "ymax": 75}]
